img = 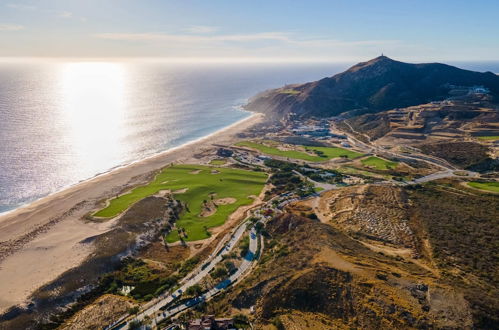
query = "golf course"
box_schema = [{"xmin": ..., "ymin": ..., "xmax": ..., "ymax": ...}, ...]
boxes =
[
  {"xmin": 468, "ymin": 181, "xmax": 499, "ymax": 193},
  {"xmin": 94, "ymin": 164, "xmax": 268, "ymax": 242},
  {"xmin": 236, "ymin": 140, "xmax": 363, "ymax": 162},
  {"xmin": 361, "ymin": 156, "xmax": 398, "ymax": 170},
  {"xmin": 477, "ymin": 136, "xmax": 499, "ymax": 141}
]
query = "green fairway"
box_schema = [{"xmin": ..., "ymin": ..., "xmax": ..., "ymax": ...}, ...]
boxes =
[
  {"xmin": 477, "ymin": 136, "xmax": 499, "ymax": 141},
  {"xmin": 235, "ymin": 140, "xmax": 363, "ymax": 162},
  {"xmin": 361, "ymin": 156, "xmax": 398, "ymax": 170},
  {"xmin": 468, "ymin": 181, "xmax": 499, "ymax": 193},
  {"xmin": 209, "ymin": 159, "xmax": 227, "ymax": 165},
  {"xmin": 94, "ymin": 165, "xmax": 267, "ymax": 242},
  {"xmin": 337, "ymin": 166, "xmax": 391, "ymax": 179}
]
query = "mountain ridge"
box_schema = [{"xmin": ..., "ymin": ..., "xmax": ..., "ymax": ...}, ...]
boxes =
[{"xmin": 245, "ymin": 56, "xmax": 499, "ymax": 118}]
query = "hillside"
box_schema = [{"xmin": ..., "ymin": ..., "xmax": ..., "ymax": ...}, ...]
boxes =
[
  {"xmin": 245, "ymin": 56, "xmax": 499, "ymax": 119},
  {"xmin": 204, "ymin": 212, "xmax": 473, "ymax": 329},
  {"xmin": 343, "ymin": 100, "xmax": 499, "ymax": 142},
  {"xmin": 340, "ymin": 99, "xmax": 499, "ymax": 170},
  {"xmin": 200, "ymin": 183, "xmax": 498, "ymax": 329}
]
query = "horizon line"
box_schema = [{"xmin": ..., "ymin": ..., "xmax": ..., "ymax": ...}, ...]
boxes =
[{"xmin": 1, "ymin": 56, "xmax": 499, "ymax": 64}]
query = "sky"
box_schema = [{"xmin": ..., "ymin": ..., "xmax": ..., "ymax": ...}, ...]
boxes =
[{"xmin": 1, "ymin": 0, "xmax": 499, "ymax": 62}]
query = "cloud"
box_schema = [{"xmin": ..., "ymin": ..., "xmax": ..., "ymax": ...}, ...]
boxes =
[
  {"xmin": 184, "ymin": 25, "xmax": 218, "ymax": 34},
  {"xmin": 94, "ymin": 31, "xmax": 399, "ymax": 48},
  {"xmin": 57, "ymin": 10, "xmax": 73, "ymax": 18},
  {"xmin": 91, "ymin": 30, "xmax": 407, "ymax": 61},
  {"xmin": 95, "ymin": 31, "xmax": 292, "ymax": 43},
  {"xmin": 9, "ymin": 5, "xmax": 74, "ymax": 19},
  {"xmin": 0, "ymin": 24, "xmax": 25, "ymax": 31},
  {"xmin": 7, "ymin": 3, "xmax": 36, "ymax": 10}
]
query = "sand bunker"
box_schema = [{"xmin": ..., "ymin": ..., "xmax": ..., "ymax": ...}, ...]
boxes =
[
  {"xmin": 162, "ymin": 179, "xmax": 178, "ymax": 184},
  {"xmin": 214, "ymin": 197, "xmax": 236, "ymax": 205},
  {"xmin": 211, "ymin": 170, "xmax": 220, "ymax": 174},
  {"xmin": 189, "ymin": 169, "xmax": 202, "ymax": 174},
  {"xmin": 173, "ymin": 188, "xmax": 188, "ymax": 194},
  {"xmin": 154, "ymin": 189, "xmax": 171, "ymax": 197}
]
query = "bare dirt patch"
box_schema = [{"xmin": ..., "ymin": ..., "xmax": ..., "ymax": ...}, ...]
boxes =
[
  {"xmin": 189, "ymin": 169, "xmax": 202, "ymax": 174},
  {"xmin": 138, "ymin": 241, "xmax": 190, "ymax": 265},
  {"xmin": 61, "ymin": 294, "xmax": 135, "ymax": 330},
  {"xmin": 199, "ymin": 201, "xmax": 217, "ymax": 217},
  {"xmin": 320, "ymin": 185, "xmax": 416, "ymax": 248},
  {"xmin": 312, "ymin": 247, "xmax": 360, "ymax": 274}
]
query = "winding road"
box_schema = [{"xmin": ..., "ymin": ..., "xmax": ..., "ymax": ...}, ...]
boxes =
[{"xmin": 108, "ymin": 218, "xmax": 260, "ymax": 329}]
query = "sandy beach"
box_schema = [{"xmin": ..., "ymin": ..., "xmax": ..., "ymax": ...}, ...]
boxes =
[{"xmin": 0, "ymin": 113, "xmax": 263, "ymax": 313}]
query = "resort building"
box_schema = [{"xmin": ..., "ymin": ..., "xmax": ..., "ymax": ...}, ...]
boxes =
[{"xmin": 187, "ymin": 315, "xmax": 235, "ymax": 330}]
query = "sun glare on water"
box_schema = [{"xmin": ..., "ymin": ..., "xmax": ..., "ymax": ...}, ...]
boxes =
[{"xmin": 59, "ymin": 62, "xmax": 128, "ymax": 169}]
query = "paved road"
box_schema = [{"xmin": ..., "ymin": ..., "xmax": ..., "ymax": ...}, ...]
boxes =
[
  {"xmin": 144, "ymin": 227, "xmax": 259, "ymax": 327},
  {"xmin": 109, "ymin": 223, "xmax": 259, "ymax": 329},
  {"xmin": 337, "ymin": 121, "xmax": 458, "ymax": 171},
  {"xmin": 404, "ymin": 169, "xmax": 479, "ymax": 185},
  {"xmin": 292, "ymin": 170, "xmax": 337, "ymax": 191}
]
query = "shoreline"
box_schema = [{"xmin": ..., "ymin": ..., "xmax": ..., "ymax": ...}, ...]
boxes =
[
  {"xmin": 0, "ymin": 111, "xmax": 253, "ymax": 218},
  {"xmin": 0, "ymin": 112, "xmax": 263, "ymax": 313},
  {"xmin": 0, "ymin": 112, "xmax": 258, "ymax": 225}
]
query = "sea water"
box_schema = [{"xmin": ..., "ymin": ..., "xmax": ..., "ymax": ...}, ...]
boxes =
[{"xmin": 0, "ymin": 60, "xmax": 350, "ymax": 213}]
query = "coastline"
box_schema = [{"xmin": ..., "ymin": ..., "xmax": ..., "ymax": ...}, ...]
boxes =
[
  {"xmin": 0, "ymin": 110, "xmax": 253, "ymax": 218},
  {"xmin": 0, "ymin": 112, "xmax": 263, "ymax": 313}
]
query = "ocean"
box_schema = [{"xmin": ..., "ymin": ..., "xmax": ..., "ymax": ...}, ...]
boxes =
[
  {"xmin": 0, "ymin": 60, "xmax": 351, "ymax": 213},
  {"xmin": 0, "ymin": 60, "xmax": 498, "ymax": 214}
]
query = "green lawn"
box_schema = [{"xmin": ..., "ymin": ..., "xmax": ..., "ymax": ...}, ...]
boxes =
[
  {"xmin": 477, "ymin": 136, "xmax": 499, "ymax": 141},
  {"xmin": 94, "ymin": 165, "xmax": 267, "ymax": 242},
  {"xmin": 314, "ymin": 187, "xmax": 325, "ymax": 193},
  {"xmin": 361, "ymin": 156, "xmax": 398, "ymax": 170},
  {"xmin": 235, "ymin": 140, "xmax": 363, "ymax": 162},
  {"xmin": 209, "ymin": 159, "xmax": 227, "ymax": 165},
  {"xmin": 468, "ymin": 181, "xmax": 499, "ymax": 193}
]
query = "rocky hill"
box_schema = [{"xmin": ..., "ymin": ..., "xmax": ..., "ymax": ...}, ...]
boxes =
[
  {"xmin": 206, "ymin": 212, "xmax": 473, "ymax": 329},
  {"xmin": 245, "ymin": 56, "xmax": 499, "ymax": 119},
  {"xmin": 200, "ymin": 182, "xmax": 498, "ymax": 329}
]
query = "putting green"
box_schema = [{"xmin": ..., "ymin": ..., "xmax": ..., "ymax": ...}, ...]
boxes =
[
  {"xmin": 94, "ymin": 165, "xmax": 267, "ymax": 242},
  {"xmin": 468, "ymin": 181, "xmax": 499, "ymax": 193},
  {"xmin": 361, "ymin": 156, "xmax": 398, "ymax": 170},
  {"xmin": 235, "ymin": 140, "xmax": 363, "ymax": 162}
]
